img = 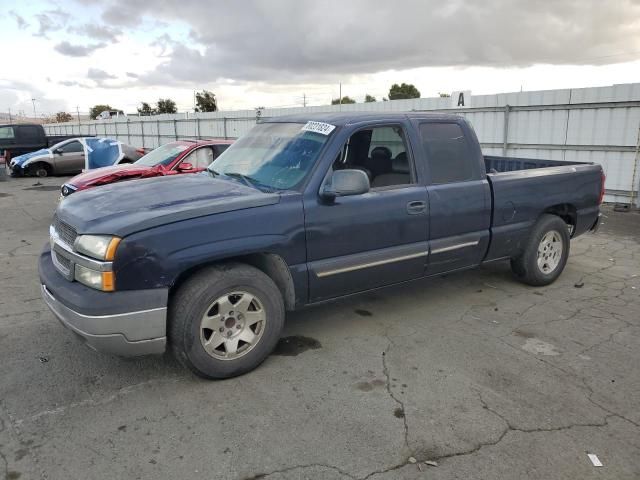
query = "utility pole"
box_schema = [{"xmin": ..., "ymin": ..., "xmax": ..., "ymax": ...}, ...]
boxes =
[
  {"xmin": 303, "ymin": 93, "xmax": 307, "ymax": 108},
  {"xmin": 31, "ymin": 98, "xmax": 37, "ymax": 119},
  {"xmin": 7, "ymin": 108, "xmax": 12, "ymax": 124},
  {"xmin": 76, "ymin": 106, "xmax": 81, "ymax": 125},
  {"xmin": 339, "ymin": 83, "xmax": 342, "ymax": 110}
]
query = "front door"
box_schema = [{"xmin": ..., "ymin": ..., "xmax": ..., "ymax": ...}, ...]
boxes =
[
  {"xmin": 54, "ymin": 140, "xmax": 85, "ymax": 174},
  {"xmin": 304, "ymin": 123, "xmax": 428, "ymax": 302}
]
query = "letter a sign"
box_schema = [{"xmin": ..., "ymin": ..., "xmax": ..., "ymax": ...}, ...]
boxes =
[{"xmin": 451, "ymin": 91, "xmax": 471, "ymax": 108}]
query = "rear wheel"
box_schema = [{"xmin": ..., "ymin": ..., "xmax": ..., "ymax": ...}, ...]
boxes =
[
  {"xmin": 510, "ymin": 214, "xmax": 570, "ymax": 286},
  {"xmin": 169, "ymin": 263, "xmax": 285, "ymax": 379}
]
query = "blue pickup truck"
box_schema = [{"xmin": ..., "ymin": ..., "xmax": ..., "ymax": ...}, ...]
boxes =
[{"xmin": 39, "ymin": 113, "xmax": 604, "ymax": 378}]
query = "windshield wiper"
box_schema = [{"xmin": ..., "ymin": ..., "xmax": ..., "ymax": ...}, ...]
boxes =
[{"xmin": 221, "ymin": 172, "xmax": 271, "ymax": 192}]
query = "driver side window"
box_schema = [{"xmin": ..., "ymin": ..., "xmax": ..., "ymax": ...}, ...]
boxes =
[
  {"xmin": 58, "ymin": 141, "xmax": 83, "ymax": 154},
  {"xmin": 331, "ymin": 125, "xmax": 414, "ymax": 189},
  {"xmin": 183, "ymin": 147, "xmax": 214, "ymax": 169}
]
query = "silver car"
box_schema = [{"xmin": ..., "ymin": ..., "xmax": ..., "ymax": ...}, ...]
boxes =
[{"xmin": 9, "ymin": 137, "xmax": 144, "ymax": 177}]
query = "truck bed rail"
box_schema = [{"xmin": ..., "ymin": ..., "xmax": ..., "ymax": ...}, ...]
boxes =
[{"xmin": 484, "ymin": 155, "xmax": 587, "ymax": 174}]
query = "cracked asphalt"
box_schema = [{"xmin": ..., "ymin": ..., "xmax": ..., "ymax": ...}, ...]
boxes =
[{"xmin": 1, "ymin": 175, "xmax": 639, "ymax": 480}]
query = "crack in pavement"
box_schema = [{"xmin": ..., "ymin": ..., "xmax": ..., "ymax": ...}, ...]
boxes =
[
  {"xmin": 381, "ymin": 341, "xmax": 410, "ymax": 453},
  {"xmin": 15, "ymin": 377, "xmax": 181, "ymax": 426}
]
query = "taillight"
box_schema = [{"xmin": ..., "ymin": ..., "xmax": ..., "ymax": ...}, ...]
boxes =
[{"xmin": 598, "ymin": 170, "xmax": 606, "ymax": 205}]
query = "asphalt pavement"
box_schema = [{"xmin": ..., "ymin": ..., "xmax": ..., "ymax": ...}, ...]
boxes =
[{"xmin": 1, "ymin": 175, "xmax": 639, "ymax": 480}]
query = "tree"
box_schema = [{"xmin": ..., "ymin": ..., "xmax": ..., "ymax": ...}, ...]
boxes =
[
  {"xmin": 364, "ymin": 94, "xmax": 376, "ymax": 103},
  {"xmin": 89, "ymin": 104, "xmax": 114, "ymax": 119},
  {"xmin": 195, "ymin": 90, "xmax": 218, "ymax": 112},
  {"xmin": 55, "ymin": 112, "xmax": 73, "ymax": 122},
  {"xmin": 331, "ymin": 96, "xmax": 356, "ymax": 105},
  {"xmin": 156, "ymin": 98, "xmax": 177, "ymax": 114},
  {"xmin": 388, "ymin": 83, "xmax": 421, "ymax": 100},
  {"xmin": 137, "ymin": 102, "xmax": 156, "ymax": 116}
]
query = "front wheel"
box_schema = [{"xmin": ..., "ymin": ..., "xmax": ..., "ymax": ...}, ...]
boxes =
[
  {"xmin": 511, "ymin": 214, "xmax": 570, "ymax": 286},
  {"xmin": 30, "ymin": 162, "xmax": 50, "ymax": 177},
  {"xmin": 169, "ymin": 263, "xmax": 285, "ymax": 379}
]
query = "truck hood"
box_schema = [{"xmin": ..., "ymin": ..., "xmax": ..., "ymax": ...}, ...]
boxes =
[{"xmin": 56, "ymin": 172, "xmax": 280, "ymax": 237}]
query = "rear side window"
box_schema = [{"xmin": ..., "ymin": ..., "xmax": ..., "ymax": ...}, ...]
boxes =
[
  {"xmin": 420, "ymin": 123, "xmax": 476, "ymax": 184},
  {"xmin": 0, "ymin": 126, "xmax": 14, "ymax": 139},
  {"xmin": 16, "ymin": 125, "xmax": 42, "ymax": 140}
]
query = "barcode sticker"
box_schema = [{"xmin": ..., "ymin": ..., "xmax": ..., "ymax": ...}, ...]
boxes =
[{"xmin": 301, "ymin": 121, "xmax": 336, "ymax": 135}]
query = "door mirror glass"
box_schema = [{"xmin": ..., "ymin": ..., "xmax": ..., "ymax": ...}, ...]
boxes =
[
  {"xmin": 178, "ymin": 162, "xmax": 194, "ymax": 171},
  {"xmin": 322, "ymin": 169, "xmax": 370, "ymax": 199}
]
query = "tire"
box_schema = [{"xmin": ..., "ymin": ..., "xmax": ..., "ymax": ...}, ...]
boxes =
[
  {"xmin": 510, "ymin": 214, "xmax": 570, "ymax": 286},
  {"xmin": 30, "ymin": 163, "xmax": 50, "ymax": 178},
  {"xmin": 169, "ymin": 263, "xmax": 285, "ymax": 379}
]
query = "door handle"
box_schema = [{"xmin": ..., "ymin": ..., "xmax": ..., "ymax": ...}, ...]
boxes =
[{"xmin": 406, "ymin": 200, "xmax": 426, "ymax": 214}]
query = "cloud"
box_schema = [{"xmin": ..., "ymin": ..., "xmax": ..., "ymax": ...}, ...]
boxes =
[
  {"xmin": 87, "ymin": 68, "xmax": 118, "ymax": 80},
  {"xmin": 34, "ymin": 8, "xmax": 70, "ymax": 37},
  {"xmin": 126, "ymin": 72, "xmax": 139, "ymax": 78},
  {"xmin": 9, "ymin": 10, "xmax": 29, "ymax": 29},
  {"xmin": 58, "ymin": 80, "xmax": 91, "ymax": 88},
  {"xmin": 84, "ymin": 0, "xmax": 640, "ymax": 85},
  {"xmin": 69, "ymin": 24, "xmax": 122, "ymax": 43},
  {"xmin": 54, "ymin": 41, "xmax": 107, "ymax": 57},
  {"xmin": 0, "ymin": 79, "xmax": 67, "ymax": 115}
]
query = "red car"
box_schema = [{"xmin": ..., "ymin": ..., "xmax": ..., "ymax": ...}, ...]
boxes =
[{"xmin": 60, "ymin": 139, "xmax": 233, "ymax": 197}]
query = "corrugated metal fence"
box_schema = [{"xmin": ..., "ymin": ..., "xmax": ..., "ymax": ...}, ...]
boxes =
[{"xmin": 44, "ymin": 83, "xmax": 640, "ymax": 205}]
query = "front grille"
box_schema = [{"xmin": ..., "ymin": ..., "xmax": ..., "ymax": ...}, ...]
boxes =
[
  {"xmin": 51, "ymin": 249, "xmax": 73, "ymax": 279},
  {"xmin": 53, "ymin": 214, "xmax": 77, "ymax": 247}
]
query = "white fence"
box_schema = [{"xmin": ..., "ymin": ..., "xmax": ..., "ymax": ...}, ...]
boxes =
[{"xmin": 44, "ymin": 83, "xmax": 640, "ymax": 205}]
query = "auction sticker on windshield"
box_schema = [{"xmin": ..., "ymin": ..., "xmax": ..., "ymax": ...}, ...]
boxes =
[{"xmin": 301, "ymin": 121, "xmax": 336, "ymax": 135}]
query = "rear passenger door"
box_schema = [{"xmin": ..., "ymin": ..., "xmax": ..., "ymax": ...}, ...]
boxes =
[{"xmin": 417, "ymin": 120, "xmax": 491, "ymax": 275}]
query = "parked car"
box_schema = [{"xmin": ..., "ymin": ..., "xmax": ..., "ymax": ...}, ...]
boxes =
[
  {"xmin": 60, "ymin": 139, "xmax": 233, "ymax": 197},
  {"xmin": 0, "ymin": 123, "xmax": 76, "ymax": 161},
  {"xmin": 39, "ymin": 113, "xmax": 603, "ymax": 379},
  {"xmin": 9, "ymin": 137, "xmax": 144, "ymax": 177}
]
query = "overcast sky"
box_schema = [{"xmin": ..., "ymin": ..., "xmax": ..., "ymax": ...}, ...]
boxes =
[{"xmin": 1, "ymin": 0, "xmax": 640, "ymax": 117}]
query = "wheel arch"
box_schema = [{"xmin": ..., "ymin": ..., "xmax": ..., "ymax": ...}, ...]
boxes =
[
  {"xmin": 28, "ymin": 160, "xmax": 53, "ymax": 175},
  {"xmin": 542, "ymin": 203, "xmax": 577, "ymax": 235},
  {"xmin": 169, "ymin": 252, "xmax": 296, "ymax": 311}
]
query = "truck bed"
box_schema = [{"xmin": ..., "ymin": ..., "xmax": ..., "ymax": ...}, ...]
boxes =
[
  {"xmin": 484, "ymin": 155, "xmax": 587, "ymax": 173},
  {"xmin": 482, "ymin": 154, "xmax": 602, "ymax": 263}
]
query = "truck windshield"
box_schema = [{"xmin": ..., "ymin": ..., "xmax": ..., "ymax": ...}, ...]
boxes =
[
  {"xmin": 135, "ymin": 142, "xmax": 190, "ymax": 167},
  {"xmin": 209, "ymin": 122, "xmax": 333, "ymax": 190}
]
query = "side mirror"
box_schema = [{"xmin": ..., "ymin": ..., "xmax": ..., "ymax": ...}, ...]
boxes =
[
  {"xmin": 178, "ymin": 162, "xmax": 194, "ymax": 172},
  {"xmin": 54, "ymin": 149, "xmax": 62, "ymax": 155},
  {"xmin": 321, "ymin": 169, "xmax": 370, "ymax": 200}
]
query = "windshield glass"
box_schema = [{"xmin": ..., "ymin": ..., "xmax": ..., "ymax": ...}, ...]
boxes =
[
  {"xmin": 208, "ymin": 122, "xmax": 333, "ymax": 190},
  {"xmin": 135, "ymin": 142, "xmax": 190, "ymax": 167}
]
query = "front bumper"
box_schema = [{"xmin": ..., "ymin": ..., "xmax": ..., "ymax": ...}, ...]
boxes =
[
  {"xmin": 9, "ymin": 164, "xmax": 24, "ymax": 176},
  {"xmin": 39, "ymin": 247, "xmax": 168, "ymax": 356}
]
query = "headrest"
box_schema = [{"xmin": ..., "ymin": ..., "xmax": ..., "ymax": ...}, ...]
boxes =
[
  {"xmin": 393, "ymin": 152, "xmax": 409, "ymax": 173},
  {"xmin": 370, "ymin": 146, "xmax": 392, "ymax": 160}
]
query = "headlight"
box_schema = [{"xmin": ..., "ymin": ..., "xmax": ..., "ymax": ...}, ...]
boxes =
[
  {"xmin": 74, "ymin": 235, "xmax": 121, "ymax": 260},
  {"xmin": 74, "ymin": 264, "xmax": 115, "ymax": 291},
  {"xmin": 61, "ymin": 184, "xmax": 76, "ymax": 197}
]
